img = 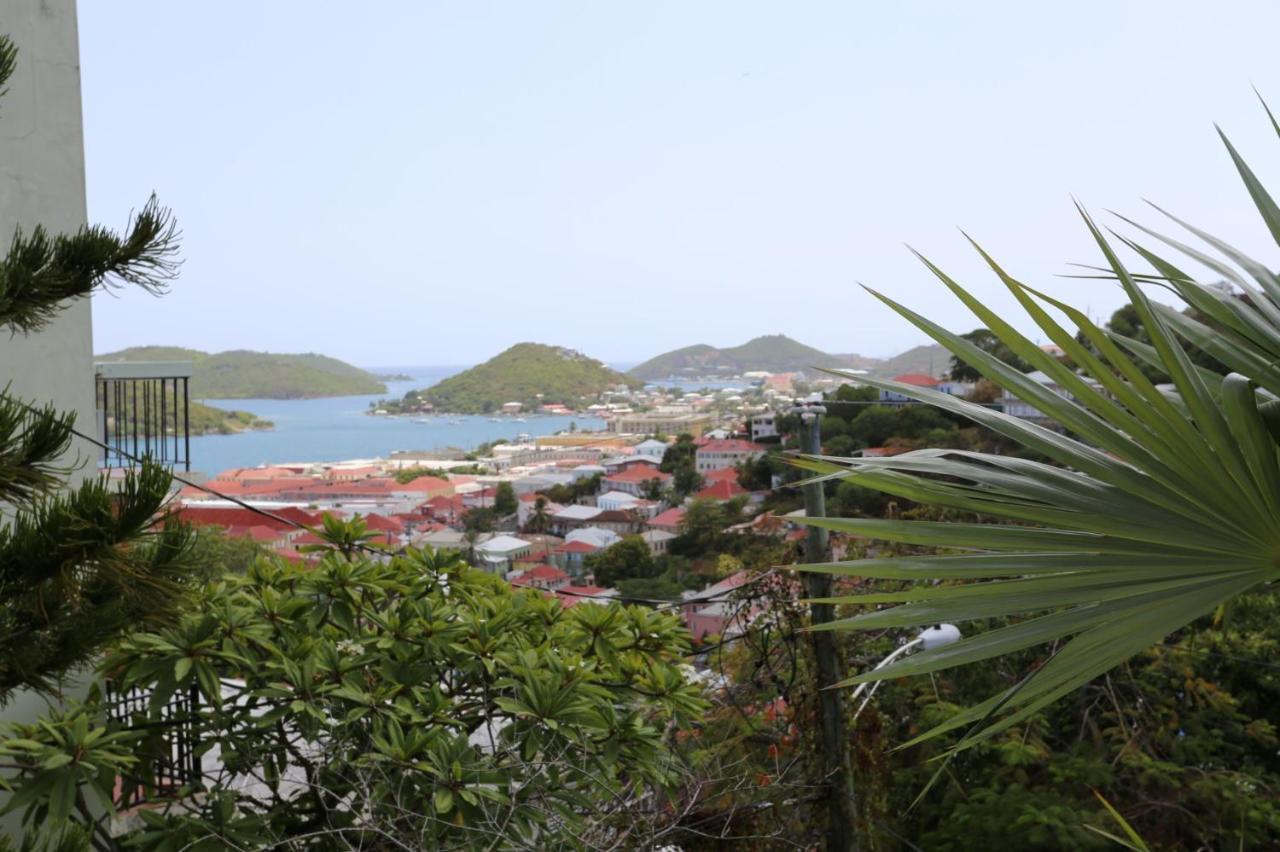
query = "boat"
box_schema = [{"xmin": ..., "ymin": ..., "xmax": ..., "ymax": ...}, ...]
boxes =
[
  {"xmin": 513, "ymin": 417, "xmax": 527, "ymax": 423},
  {"xmin": 449, "ymin": 419, "xmax": 463, "ymax": 425},
  {"xmin": 488, "ymin": 417, "xmax": 501, "ymax": 422}
]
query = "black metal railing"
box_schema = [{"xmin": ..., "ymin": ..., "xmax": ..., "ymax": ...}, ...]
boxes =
[
  {"xmin": 95, "ymin": 362, "xmax": 192, "ymax": 471},
  {"xmin": 104, "ymin": 680, "xmax": 202, "ymax": 809}
]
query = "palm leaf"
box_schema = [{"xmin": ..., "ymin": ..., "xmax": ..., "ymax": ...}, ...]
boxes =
[{"xmin": 799, "ymin": 109, "xmax": 1280, "ymax": 750}]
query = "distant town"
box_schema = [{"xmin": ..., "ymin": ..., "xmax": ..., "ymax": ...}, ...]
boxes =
[{"xmin": 177, "ymin": 355, "xmax": 1072, "ymax": 640}]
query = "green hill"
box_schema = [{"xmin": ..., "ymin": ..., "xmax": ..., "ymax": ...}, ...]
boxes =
[
  {"xmin": 629, "ymin": 334, "xmax": 854, "ymax": 380},
  {"xmin": 414, "ymin": 343, "xmax": 641, "ymax": 414},
  {"xmin": 96, "ymin": 347, "xmax": 388, "ymax": 399},
  {"xmin": 866, "ymin": 344, "xmax": 950, "ymax": 379}
]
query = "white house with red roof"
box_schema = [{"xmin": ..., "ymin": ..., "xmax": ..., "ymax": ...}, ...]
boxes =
[
  {"xmin": 694, "ymin": 439, "xmax": 766, "ymax": 473},
  {"xmin": 602, "ymin": 465, "xmax": 672, "ymax": 497}
]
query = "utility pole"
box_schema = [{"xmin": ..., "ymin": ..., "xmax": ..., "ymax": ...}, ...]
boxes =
[{"xmin": 792, "ymin": 397, "xmax": 855, "ymax": 852}]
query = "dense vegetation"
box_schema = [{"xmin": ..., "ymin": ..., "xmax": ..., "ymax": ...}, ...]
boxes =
[
  {"xmin": 413, "ymin": 342, "xmax": 639, "ymax": 413},
  {"xmin": 96, "ymin": 346, "xmax": 387, "ymax": 399},
  {"xmin": 0, "ymin": 528, "xmax": 705, "ymax": 849}
]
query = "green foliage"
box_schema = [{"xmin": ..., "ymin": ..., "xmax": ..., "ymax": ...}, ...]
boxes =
[
  {"xmin": 522, "ymin": 496, "xmax": 551, "ymax": 534},
  {"xmin": 583, "ymin": 535, "xmax": 657, "ymax": 587},
  {"xmin": 493, "ymin": 481, "xmax": 517, "ymax": 516},
  {"xmin": 1, "ymin": 196, "xmax": 178, "ymax": 336},
  {"xmin": 659, "ymin": 433, "xmax": 703, "ymax": 498},
  {"xmin": 947, "ymin": 327, "xmax": 1034, "ymax": 382},
  {"xmin": 798, "ymin": 104, "xmax": 1280, "ymax": 750},
  {"xmin": 96, "ymin": 346, "xmax": 387, "ymax": 399},
  {"xmin": 414, "ymin": 343, "xmax": 640, "ymax": 413},
  {"xmin": 0, "ymin": 528, "xmax": 706, "ymax": 848},
  {"xmin": 392, "ymin": 466, "xmax": 448, "ymax": 484},
  {"xmin": 0, "ymin": 34, "xmax": 195, "ymax": 702},
  {"xmin": 187, "ymin": 400, "xmax": 271, "ymax": 435},
  {"xmin": 184, "ymin": 524, "xmax": 270, "ymax": 581},
  {"xmin": 540, "ymin": 472, "xmax": 601, "ymax": 505}
]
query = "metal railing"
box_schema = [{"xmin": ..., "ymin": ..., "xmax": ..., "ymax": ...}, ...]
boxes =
[
  {"xmin": 95, "ymin": 361, "xmax": 193, "ymax": 471},
  {"xmin": 104, "ymin": 680, "xmax": 202, "ymax": 809}
]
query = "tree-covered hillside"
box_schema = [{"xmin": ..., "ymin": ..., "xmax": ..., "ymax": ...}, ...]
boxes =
[
  {"xmin": 415, "ymin": 343, "xmax": 639, "ymax": 413},
  {"xmin": 629, "ymin": 334, "xmax": 858, "ymax": 380},
  {"xmin": 97, "ymin": 346, "xmax": 387, "ymax": 399}
]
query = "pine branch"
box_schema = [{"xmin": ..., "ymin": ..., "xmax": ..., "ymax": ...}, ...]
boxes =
[
  {"xmin": 0, "ymin": 35, "xmax": 15, "ymax": 99},
  {"xmin": 0, "ymin": 462, "xmax": 196, "ymax": 700},
  {"xmin": 0, "ymin": 194, "xmax": 181, "ymax": 333},
  {"xmin": 0, "ymin": 390, "xmax": 77, "ymax": 509}
]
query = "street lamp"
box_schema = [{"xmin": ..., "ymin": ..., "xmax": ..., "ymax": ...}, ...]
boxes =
[{"xmin": 850, "ymin": 623, "xmax": 962, "ymax": 724}]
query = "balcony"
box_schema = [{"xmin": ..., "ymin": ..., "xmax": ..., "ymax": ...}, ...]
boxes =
[{"xmin": 95, "ymin": 361, "xmax": 193, "ymax": 472}]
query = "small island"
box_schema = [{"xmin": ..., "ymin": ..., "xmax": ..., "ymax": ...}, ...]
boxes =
[{"xmin": 189, "ymin": 401, "xmax": 274, "ymax": 435}]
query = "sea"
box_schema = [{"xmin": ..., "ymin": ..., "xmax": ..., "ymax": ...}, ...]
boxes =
[{"xmin": 187, "ymin": 366, "xmax": 606, "ymax": 475}]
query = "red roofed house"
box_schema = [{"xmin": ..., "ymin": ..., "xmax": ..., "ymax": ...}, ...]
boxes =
[
  {"xmin": 695, "ymin": 439, "xmax": 766, "ymax": 473},
  {"xmin": 880, "ymin": 373, "xmax": 941, "ymax": 403},
  {"xmin": 174, "ymin": 505, "xmax": 320, "ymax": 533},
  {"xmin": 647, "ymin": 506, "xmax": 685, "ymax": 534},
  {"xmin": 555, "ymin": 584, "xmax": 619, "ymax": 609},
  {"xmin": 509, "ymin": 565, "xmax": 570, "ymax": 592},
  {"xmin": 553, "ymin": 539, "xmax": 599, "ymax": 573},
  {"xmin": 602, "ymin": 466, "xmax": 672, "ymax": 497},
  {"xmin": 683, "ymin": 571, "xmax": 760, "ymax": 641},
  {"xmin": 692, "ymin": 478, "xmax": 748, "ymax": 502}
]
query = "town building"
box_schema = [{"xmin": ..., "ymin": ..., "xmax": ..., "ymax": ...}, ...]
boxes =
[
  {"xmin": 606, "ymin": 412, "xmax": 714, "ymax": 438},
  {"xmin": 694, "ymin": 439, "xmax": 766, "ymax": 473}
]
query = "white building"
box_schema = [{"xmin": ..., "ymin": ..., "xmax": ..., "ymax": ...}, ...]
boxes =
[
  {"xmin": 695, "ymin": 439, "xmax": 766, "ymax": 473},
  {"xmin": 597, "ymin": 490, "xmax": 642, "ymax": 512},
  {"xmin": 750, "ymin": 413, "xmax": 778, "ymax": 442},
  {"xmin": 1001, "ymin": 370, "xmax": 1074, "ymax": 420}
]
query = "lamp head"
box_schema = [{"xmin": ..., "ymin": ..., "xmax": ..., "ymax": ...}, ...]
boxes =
[{"xmin": 918, "ymin": 623, "xmax": 961, "ymax": 650}]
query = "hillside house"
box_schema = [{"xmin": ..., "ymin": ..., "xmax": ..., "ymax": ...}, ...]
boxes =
[{"xmin": 694, "ymin": 439, "xmax": 766, "ymax": 473}]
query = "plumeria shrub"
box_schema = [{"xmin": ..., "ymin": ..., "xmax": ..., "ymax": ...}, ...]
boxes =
[{"xmin": 0, "ymin": 527, "xmax": 706, "ymax": 851}]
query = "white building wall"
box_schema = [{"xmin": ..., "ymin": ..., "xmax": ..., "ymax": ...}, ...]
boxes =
[{"xmin": 0, "ymin": 0, "xmax": 95, "ymax": 484}]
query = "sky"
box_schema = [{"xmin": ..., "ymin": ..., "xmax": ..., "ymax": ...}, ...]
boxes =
[{"xmin": 82, "ymin": 1, "xmax": 1280, "ymax": 368}]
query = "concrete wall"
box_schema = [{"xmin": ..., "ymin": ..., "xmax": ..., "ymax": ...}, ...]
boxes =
[
  {"xmin": 0, "ymin": 2, "xmax": 94, "ymax": 836},
  {"xmin": 0, "ymin": 0, "xmax": 95, "ymax": 482}
]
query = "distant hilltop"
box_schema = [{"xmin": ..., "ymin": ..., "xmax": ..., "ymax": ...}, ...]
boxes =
[
  {"xmin": 408, "ymin": 342, "xmax": 642, "ymax": 414},
  {"xmin": 95, "ymin": 346, "xmax": 388, "ymax": 399},
  {"xmin": 627, "ymin": 334, "xmax": 946, "ymax": 381}
]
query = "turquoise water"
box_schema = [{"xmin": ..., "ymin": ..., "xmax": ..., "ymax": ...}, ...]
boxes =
[{"xmin": 188, "ymin": 366, "xmax": 605, "ymax": 474}]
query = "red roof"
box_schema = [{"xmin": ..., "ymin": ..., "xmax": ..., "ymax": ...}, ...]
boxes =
[
  {"xmin": 694, "ymin": 479, "xmax": 748, "ymax": 501},
  {"xmin": 605, "ymin": 467, "xmax": 672, "ymax": 484},
  {"xmin": 510, "ymin": 565, "xmax": 569, "ymax": 586},
  {"xmin": 696, "ymin": 439, "xmax": 765, "ymax": 454},
  {"xmin": 555, "ymin": 540, "xmax": 599, "ymax": 554},
  {"xmin": 593, "ymin": 509, "xmax": 638, "ymax": 523},
  {"xmin": 648, "ymin": 507, "xmax": 686, "ymax": 528},
  {"xmin": 226, "ymin": 524, "xmax": 285, "ymax": 542},
  {"xmin": 702, "ymin": 467, "xmax": 740, "ymax": 485},
  {"xmin": 175, "ymin": 505, "xmax": 320, "ymax": 532},
  {"xmin": 891, "ymin": 373, "xmax": 940, "ymax": 387},
  {"xmin": 358, "ymin": 513, "xmax": 403, "ymax": 532}
]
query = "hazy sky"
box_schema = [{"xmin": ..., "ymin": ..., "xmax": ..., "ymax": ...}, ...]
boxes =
[{"xmin": 83, "ymin": 1, "xmax": 1280, "ymax": 367}]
